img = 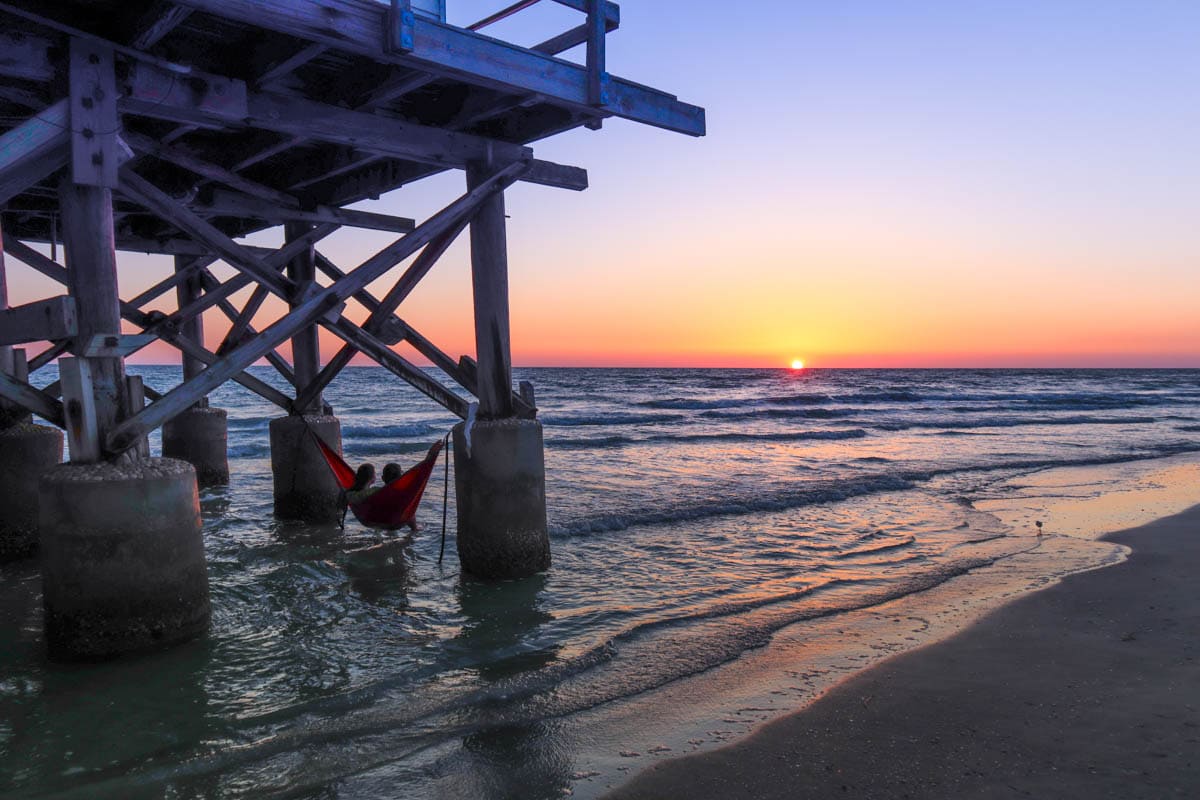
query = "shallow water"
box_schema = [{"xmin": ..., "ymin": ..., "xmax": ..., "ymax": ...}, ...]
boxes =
[{"xmin": 1, "ymin": 367, "xmax": 1198, "ymax": 798}]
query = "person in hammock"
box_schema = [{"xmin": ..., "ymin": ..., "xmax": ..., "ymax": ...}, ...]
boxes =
[
  {"xmin": 340, "ymin": 461, "xmax": 420, "ymax": 532},
  {"xmin": 381, "ymin": 462, "xmax": 422, "ymax": 531}
]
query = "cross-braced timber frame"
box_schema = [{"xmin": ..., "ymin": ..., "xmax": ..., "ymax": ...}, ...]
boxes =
[{"xmin": 0, "ymin": 0, "xmax": 704, "ymax": 462}]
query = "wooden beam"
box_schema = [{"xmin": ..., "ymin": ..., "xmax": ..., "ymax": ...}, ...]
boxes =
[
  {"xmin": 216, "ymin": 285, "xmax": 269, "ymax": 354},
  {"xmin": 586, "ymin": 0, "xmax": 609, "ymax": 108},
  {"xmin": 130, "ymin": 5, "xmax": 193, "ymax": 50},
  {"xmin": 0, "ymin": 236, "xmax": 292, "ymax": 410},
  {"xmin": 286, "ymin": 221, "xmax": 322, "ymax": 412},
  {"xmin": 0, "ymin": 100, "xmax": 70, "ymax": 206},
  {"xmin": 28, "ymin": 340, "xmax": 71, "ymax": 373},
  {"xmin": 58, "ymin": 179, "xmax": 126, "ymax": 461},
  {"xmin": 118, "ymin": 168, "xmax": 295, "ymax": 298},
  {"xmin": 0, "ymin": 295, "xmax": 77, "ymax": 346},
  {"xmin": 0, "ymin": 31, "xmax": 54, "ymax": 82},
  {"xmin": 105, "ymin": 161, "xmax": 526, "ymax": 454},
  {"xmin": 466, "ymin": 160, "xmax": 514, "ymax": 418},
  {"xmin": 68, "ymin": 39, "xmax": 120, "ymax": 188},
  {"xmin": 0, "ymin": 368, "xmax": 64, "ymax": 427},
  {"xmin": 123, "ymin": 62, "xmax": 589, "ymax": 190},
  {"xmin": 170, "ymin": 0, "xmax": 703, "ymax": 136},
  {"xmin": 294, "ymin": 343, "xmax": 352, "ymax": 414},
  {"xmin": 173, "ymin": 254, "xmax": 206, "ymax": 383},
  {"xmin": 197, "ymin": 189, "xmax": 416, "ymax": 234},
  {"xmin": 119, "ymin": 62, "xmax": 248, "ymax": 129},
  {"xmin": 197, "ymin": 270, "xmax": 296, "ymax": 387},
  {"xmin": 125, "ymin": 254, "xmax": 215, "ymax": 309},
  {"xmin": 326, "ymin": 315, "xmax": 468, "ymax": 417},
  {"xmin": 231, "ymin": 136, "xmax": 300, "ymax": 172},
  {"xmin": 255, "ymin": 42, "xmax": 328, "ymax": 87},
  {"xmin": 122, "ymin": 130, "xmax": 300, "ymax": 208}
]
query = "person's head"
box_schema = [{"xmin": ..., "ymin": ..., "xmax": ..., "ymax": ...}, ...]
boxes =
[
  {"xmin": 382, "ymin": 462, "xmax": 403, "ymax": 484},
  {"xmin": 352, "ymin": 463, "xmax": 376, "ymax": 491}
]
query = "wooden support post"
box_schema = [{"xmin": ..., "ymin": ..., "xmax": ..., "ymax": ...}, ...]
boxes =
[
  {"xmin": 58, "ymin": 179, "xmax": 126, "ymax": 463},
  {"xmin": 467, "ymin": 161, "xmax": 515, "ymax": 418},
  {"xmin": 586, "ymin": 0, "xmax": 609, "ymax": 107},
  {"xmin": 174, "ymin": 255, "xmax": 209, "ymax": 409},
  {"xmin": 0, "ymin": 220, "xmax": 13, "ymax": 379},
  {"xmin": 125, "ymin": 375, "xmax": 149, "ymax": 459},
  {"xmin": 69, "ymin": 39, "xmax": 120, "ymax": 188},
  {"xmin": 286, "ymin": 222, "xmax": 323, "ymax": 413}
]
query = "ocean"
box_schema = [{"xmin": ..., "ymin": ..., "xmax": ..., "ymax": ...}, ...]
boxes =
[{"xmin": 2, "ymin": 367, "xmax": 1199, "ymax": 798}]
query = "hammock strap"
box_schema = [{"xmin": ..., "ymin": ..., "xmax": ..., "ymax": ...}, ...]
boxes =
[{"xmin": 439, "ymin": 431, "xmax": 451, "ymax": 564}]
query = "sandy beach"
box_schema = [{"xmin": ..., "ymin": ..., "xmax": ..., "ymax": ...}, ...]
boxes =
[{"xmin": 606, "ymin": 503, "xmax": 1200, "ymax": 799}]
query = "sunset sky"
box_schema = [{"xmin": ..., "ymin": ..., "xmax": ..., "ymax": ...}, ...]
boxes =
[{"xmin": 8, "ymin": 0, "xmax": 1200, "ymax": 368}]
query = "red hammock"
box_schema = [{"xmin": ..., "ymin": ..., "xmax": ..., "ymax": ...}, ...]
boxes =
[{"xmin": 310, "ymin": 434, "xmax": 444, "ymax": 530}]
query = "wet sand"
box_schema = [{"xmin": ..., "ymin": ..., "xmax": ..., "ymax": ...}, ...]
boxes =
[{"xmin": 606, "ymin": 504, "xmax": 1200, "ymax": 799}]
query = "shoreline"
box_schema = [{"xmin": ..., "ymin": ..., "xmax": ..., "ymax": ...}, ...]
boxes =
[{"xmin": 603, "ymin": 501, "xmax": 1200, "ymax": 799}]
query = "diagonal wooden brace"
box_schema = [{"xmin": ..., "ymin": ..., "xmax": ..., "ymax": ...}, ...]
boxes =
[{"xmin": 104, "ymin": 159, "xmax": 530, "ymax": 455}]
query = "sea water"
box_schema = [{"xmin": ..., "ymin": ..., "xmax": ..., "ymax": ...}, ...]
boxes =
[{"xmin": 1, "ymin": 367, "xmax": 1198, "ymax": 798}]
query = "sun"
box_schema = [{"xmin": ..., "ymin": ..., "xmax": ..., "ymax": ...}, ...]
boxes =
[{"xmin": 790, "ymin": 359, "xmax": 805, "ymax": 370}]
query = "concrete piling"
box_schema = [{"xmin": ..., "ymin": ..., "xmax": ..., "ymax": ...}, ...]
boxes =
[
  {"xmin": 163, "ymin": 405, "xmax": 230, "ymax": 488},
  {"xmin": 0, "ymin": 422, "xmax": 64, "ymax": 561},
  {"xmin": 270, "ymin": 414, "xmax": 344, "ymax": 522},
  {"xmin": 453, "ymin": 417, "xmax": 550, "ymax": 579},
  {"xmin": 38, "ymin": 458, "xmax": 210, "ymax": 660}
]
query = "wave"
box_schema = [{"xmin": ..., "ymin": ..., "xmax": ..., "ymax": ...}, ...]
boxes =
[
  {"xmin": 340, "ymin": 423, "xmax": 434, "ymax": 439},
  {"xmin": 553, "ymin": 442, "xmax": 1200, "ymax": 536},
  {"xmin": 552, "ymin": 473, "xmax": 915, "ymax": 535},
  {"xmin": 547, "ymin": 428, "xmax": 868, "ymax": 450},
  {"xmin": 542, "ymin": 411, "xmax": 686, "ymax": 427},
  {"xmin": 700, "ymin": 407, "xmax": 857, "ymax": 421},
  {"xmin": 834, "ymin": 535, "xmax": 917, "ymax": 558},
  {"xmin": 874, "ymin": 414, "xmax": 1160, "ymax": 431}
]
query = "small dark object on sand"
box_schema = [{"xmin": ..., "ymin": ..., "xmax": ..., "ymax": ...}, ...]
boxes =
[{"xmin": 1035, "ymin": 520, "xmax": 1043, "ymax": 536}]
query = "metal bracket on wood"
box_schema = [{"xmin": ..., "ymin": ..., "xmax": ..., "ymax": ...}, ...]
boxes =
[{"xmin": 389, "ymin": 0, "xmax": 416, "ymax": 53}]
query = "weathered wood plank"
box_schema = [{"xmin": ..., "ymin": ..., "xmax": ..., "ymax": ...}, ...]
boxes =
[
  {"xmin": 69, "ymin": 39, "xmax": 121, "ymax": 188},
  {"xmin": 255, "ymin": 42, "xmax": 328, "ymax": 87},
  {"xmin": 118, "ymin": 168, "xmax": 294, "ymax": 297},
  {"xmin": 130, "ymin": 5, "xmax": 193, "ymax": 50},
  {"xmin": 123, "ymin": 130, "xmax": 300, "ymax": 208},
  {"xmin": 0, "ymin": 100, "xmax": 70, "ymax": 206},
  {"xmin": 58, "ymin": 180, "xmax": 126, "ymax": 461},
  {"xmin": 171, "ymin": 0, "xmax": 703, "ymax": 136},
  {"xmin": 0, "ymin": 296, "xmax": 78, "ymax": 346},
  {"xmin": 0, "ymin": 31, "xmax": 54, "ymax": 82},
  {"xmin": 0, "ymin": 369, "xmax": 65, "ymax": 427},
  {"xmin": 173, "ymin": 255, "xmax": 207, "ymax": 381},
  {"xmin": 119, "ymin": 62, "xmax": 248, "ymax": 128},
  {"xmin": 326, "ymin": 316, "xmax": 468, "ymax": 417},
  {"xmin": 198, "ymin": 189, "xmax": 416, "ymax": 233},
  {"xmin": 286, "ymin": 221, "xmax": 323, "ymax": 412},
  {"xmin": 59, "ymin": 356, "xmax": 101, "ymax": 460}
]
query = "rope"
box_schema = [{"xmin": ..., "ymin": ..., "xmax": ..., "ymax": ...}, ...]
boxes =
[{"xmin": 439, "ymin": 431, "xmax": 451, "ymax": 564}]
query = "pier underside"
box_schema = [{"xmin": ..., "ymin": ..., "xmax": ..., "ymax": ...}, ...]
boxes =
[{"xmin": 0, "ymin": 0, "xmax": 703, "ymax": 652}]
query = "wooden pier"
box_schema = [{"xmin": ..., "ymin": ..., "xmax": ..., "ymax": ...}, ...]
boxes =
[{"xmin": 0, "ymin": 0, "xmax": 703, "ymax": 658}]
